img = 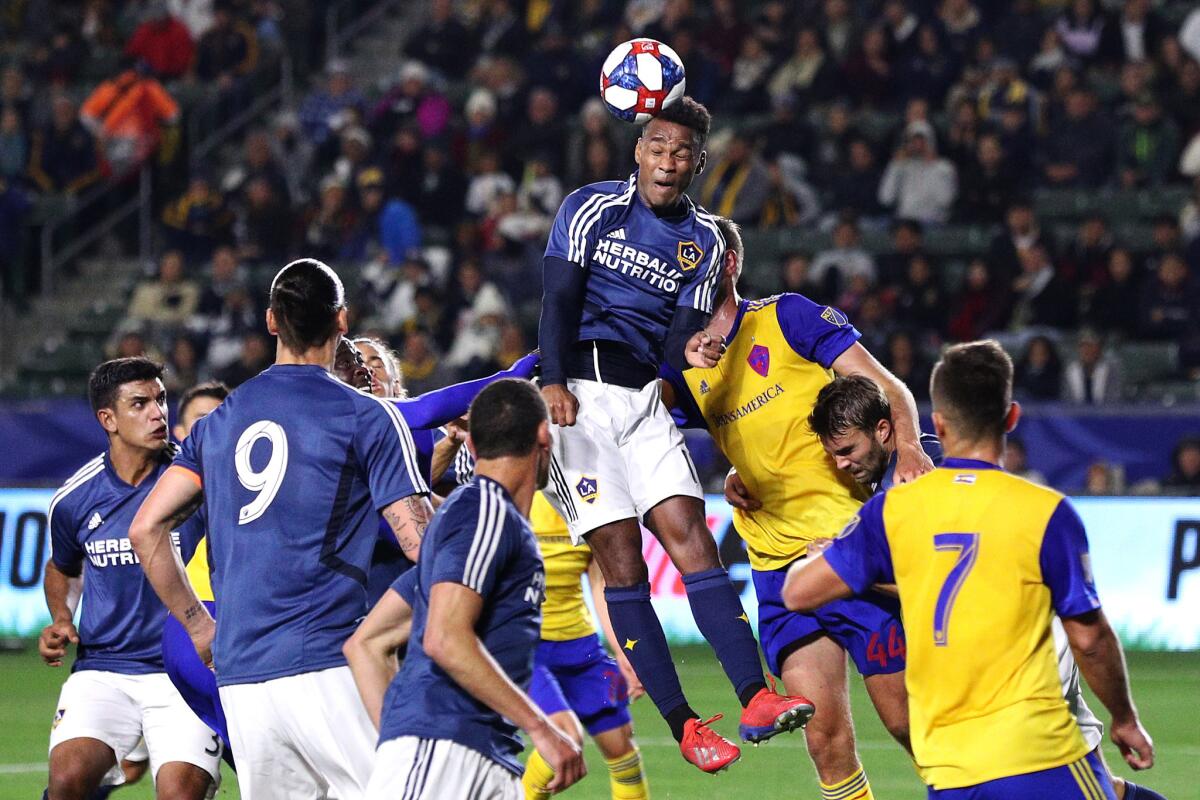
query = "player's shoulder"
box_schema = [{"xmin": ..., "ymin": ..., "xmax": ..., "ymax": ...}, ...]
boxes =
[
  {"xmin": 560, "ymin": 178, "xmax": 633, "ymax": 213},
  {"xmin": 436, "ymin": 478, "xmax": 521, "ymax": 539},
  {"xmin": 49, "ymin": 452, "xmax": 107, "ymax": 522},
  {"xmin": 770, "ymin": 292, "xmax": 852, "ymax": 327},
  {"xmin": 1000, "ymin": 469, "xmax": 1068, "ymax": 508}
]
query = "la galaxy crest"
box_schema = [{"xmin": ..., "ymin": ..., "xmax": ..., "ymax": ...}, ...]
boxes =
[
  {"xmin": 576, "ymin": 476, "xmax": 599, "ymax": 505},
  {"xmin": 747, "ymin": 344, "xmax": 770, "ymax": 377},
  {"xmin": 677, "ymin": 241, "xmax": 703, "ymax": 272}
]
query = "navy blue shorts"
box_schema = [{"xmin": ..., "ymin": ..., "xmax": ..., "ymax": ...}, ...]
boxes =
[
  {"xmin": 527, "ymin": 634, "xmax": 632, "ymax": 737},
  {"xmin": 753, "ymin": 566, "xmax": 906, "ymax": 678},
  {"xmin": 928, "ymin": 751, "xmax": 1116, "ymax": 799},
  {"xmin": 162, "ymin": 600, "xmax": 233, "ymax": 761}
]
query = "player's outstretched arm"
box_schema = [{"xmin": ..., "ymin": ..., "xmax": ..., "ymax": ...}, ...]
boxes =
[
  {"xmin": 392, "ymin": 353, "xmax": 540, "ymax": 431},
  {"xmin": 1061, "ymin": 610, "xmax": 1155, "ymax": 770},
  {"xmin": 425, "ymin": 581, "xmax": 586, "ymax": 792},
  {"xmin": 539, "ymin": 256, "xmax": 586, "ymax": 426},
  {"xmin": 129, "ymin": 467, "xmax": 214, "ymax": 665},
  {"xmin": 587, "ymin": 560, "xmax": 644, "ymax": 701},
  {"xmin": 39, "ymin": 560, "xmax": 81, "ymax": 667},
  {"xmin": 782, "ymin": 556, "xmax": 855, "ymax": 612},
  {"xmin": 832, "ymin": 343, "xmax": 933, "ymax": 483},
  {"xmin": 381, "ymin": 494, "xmax": 434, "ymax": 562},
  {"xmin": 344, "ymin": 587, "xmax": 413, "ymax": 730}
]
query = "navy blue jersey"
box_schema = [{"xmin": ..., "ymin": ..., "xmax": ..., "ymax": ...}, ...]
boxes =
[
  {"xmin": 544, "ymin": 173, "xmax": 725, "ymax": 367},
  {"xmin": 175, "ymin": 364, "xmax": 427, "ymax": 687},
  {"xmin": 378, "ymin": 476, "xmax": 545, "ymax": 775},
  {"xmin": 49, "ymin": 451, "xmax": 204, "ymax": 674},
  {"xmin": 877, "ymin": 433, "xmax": 945, "ymax": 493}
]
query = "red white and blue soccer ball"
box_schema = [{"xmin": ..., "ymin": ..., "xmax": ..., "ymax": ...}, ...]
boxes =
[{"xmin": 599, "ymin": 38, "xmax": 686, "ymax": 124}]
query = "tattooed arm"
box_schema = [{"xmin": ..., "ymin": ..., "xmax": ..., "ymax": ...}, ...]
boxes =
[
  {"xmin": 381, "ymin": 494, "xmax": 435, "ymax": 562},
  {"xmin": 129, "ymin": 467, "xmax": 215, "ymax": 666}
]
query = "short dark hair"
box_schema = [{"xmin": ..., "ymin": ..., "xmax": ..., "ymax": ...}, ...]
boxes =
[
  {"xmin": 178, "ymin": 380, "xmax": 229, "ymax": 420},
  {"xmin": 930, "ymin": 340, "xmax": 1013, "ymax": 441},
  {"xmin": 809, "ymin": 375, "xmax": 892, "ymax": 440},
  {"xmin": 468, "ymin": 379, "xmax": 548, "ymax": 459},
  {"xmin": 88, "ymin": 357, "xmax": 164, "ymax": 413},
  {"xmin": 269, "ymin": 258, "xmax": 346, "ymax": 352},
  {"xmin": 714, "ymin": 216, "xmax": 743, "ymax": 265},
  {"xmin": 644, "ymin": 96, "xmax": 712, "ymax": 147}
]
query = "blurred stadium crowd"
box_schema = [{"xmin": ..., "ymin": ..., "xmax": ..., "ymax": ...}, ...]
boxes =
[{"xmin": 1, "ymin": 0, "xmax": 1199, "ymax": 493}]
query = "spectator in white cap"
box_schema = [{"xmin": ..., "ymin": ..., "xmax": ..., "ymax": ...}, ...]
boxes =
[{"xmin": 878, "ymin": 119, "xmax": 958, "ymax": 224}]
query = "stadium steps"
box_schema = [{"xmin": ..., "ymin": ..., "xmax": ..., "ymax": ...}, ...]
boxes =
[{"xmin": 2, "ymin": 257, "xmax": 136, "ymax": 398}]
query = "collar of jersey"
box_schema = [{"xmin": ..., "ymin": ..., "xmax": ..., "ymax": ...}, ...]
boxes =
[
  {"xmin": 940, "ymin": 457, "xmax": 1001, "ymax": 471},
  {"xmin": 476, "ymin": 473, "xmax": 515, "ymax": 504}
]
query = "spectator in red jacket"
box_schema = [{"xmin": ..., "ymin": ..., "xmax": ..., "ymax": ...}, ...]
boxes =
[{"xmin": 124, "ymin": 1, "xmax": 195, "ymax": 80}]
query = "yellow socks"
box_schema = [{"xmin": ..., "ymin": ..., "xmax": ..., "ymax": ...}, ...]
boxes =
[
  {"xmin": 820, "ymin": 765, "xmax": 874, "ymax": 800},
  {"xmin": 605, "ymin": 747, "xmax": 649, "ymax": 799},
  {"xmin": 522, "ymin": 748, "xmax": 555, "ymax": 800},
  {"xmin": 523, "ymin": 745, "xmax": 649, "ymax": 800}
]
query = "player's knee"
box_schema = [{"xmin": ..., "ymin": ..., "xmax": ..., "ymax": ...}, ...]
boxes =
[
  {"xmin": 803, "ymin": 724, "xmax": 856, "ymax": 772},
  {"xmin": 154, "ymin": 766, "xmax": 212, "ymax": 800},
  {"xmin": 46, "ymin": 764, "xmax": 97, "ymax": 800}
]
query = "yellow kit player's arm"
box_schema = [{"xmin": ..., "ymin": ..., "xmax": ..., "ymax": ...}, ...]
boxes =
[{"xmin": 832, "ymin": 343, "xmax": 932, "ymax": 484}]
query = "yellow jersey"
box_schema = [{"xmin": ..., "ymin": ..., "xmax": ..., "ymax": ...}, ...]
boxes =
[
  {"xmin": 531, "ymin": 492, "xmax": 595, "ymax": 641},
  {"xmin": 668, "ymin": 294, "xmax": 867, "ymax": 569},
  {"xmin": 822, "ymin": 458, "xmax": 1102, "ymax": 789},
  {"xmin": 184, "ymin": 536, "xmax": 215, "ymax": 603}
]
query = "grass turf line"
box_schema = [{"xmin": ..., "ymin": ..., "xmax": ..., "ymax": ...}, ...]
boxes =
[{"xmin": 2, "ymin": 646, "xmax": 1197, "ymax": 799}]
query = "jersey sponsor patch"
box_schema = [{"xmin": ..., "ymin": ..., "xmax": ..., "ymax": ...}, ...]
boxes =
[
  {"xmin": 836, "ymin": 514, "xmax": 861, "ymax": 539},
  {"xmin": 677, "ymin": 240, "xmax": 703, "ymax": 272},
  {"xmin": 576, "ymin": 475, "xmax": 599, "ymax": 505},
  {"xmin": 821, "ymin": 306, "xmax": 849, "ymax": 327},
  {"xmin": 747, "ymin": 344, "xmax": 771, "ymax": 377}
]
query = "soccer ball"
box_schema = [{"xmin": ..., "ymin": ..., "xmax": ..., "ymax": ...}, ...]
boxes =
[{"xmin": 599, "ymin": 38, "xmax": 686, "ymax": 124}]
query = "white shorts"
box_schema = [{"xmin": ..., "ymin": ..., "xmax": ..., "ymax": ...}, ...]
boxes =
[
  {"xmin": 48, "ymin": 670, "xmax": 221, "ymax": 787},
  {"xmin": 544, "ymin": 378, "xmax": 703, "ymax": 544},
  {"xmin": 219, "ymin": 665, "xmax": 377, "ymax": 800},
  {"xmin": 1053, "ymin": 617, "xmax": 1105, "ymax": 750},
  {"xmin": 367, "ymin": 737, "xmax": 521, "ymax": 800}
]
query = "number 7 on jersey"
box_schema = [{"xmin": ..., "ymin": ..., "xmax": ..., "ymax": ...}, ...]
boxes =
[{"xmin": 932, "ymin": 532, "xmax": 979, "ymax": 646}]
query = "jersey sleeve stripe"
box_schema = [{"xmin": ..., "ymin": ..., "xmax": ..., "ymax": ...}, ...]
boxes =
[
  {"xmin": 462, "ymin": 483, "xmax": 505, "ymax": 592},
  {"xmin": 47, "ymin": 456, "xmax": 106, "ymax": 559},
  {"xmin": 475, "ymin": 483, "xmax": 508, "ymax": 589},
  {"xmin": 693, "ymin": 212, "xmax": 726, "ymax": 313},
  {"xmin": 566, "ymin": 190, "xmax": 611, "ymax": 264},
  {"xmin": 47, "ymin": 457, "xmax": 105, "ymax": 525},
  {"xmin": 376, "ymin": 395, "xmax": 430, "ymax": 495},
  {"xmin": 165, "ymin": 464, "xmax": 203, "ymax": 488},
  {"xmin": 573, "ymin": 183, "xmax": 637, "ymax": 263}
]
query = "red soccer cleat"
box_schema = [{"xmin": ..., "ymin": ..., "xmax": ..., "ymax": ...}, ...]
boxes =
[
  {"xmin": 738, "ymin": 680, "xmax": 816, "ymax": 743},
  {"xmin": 680, "ymin": 714, "xmax": 741, "ymax": 773}
]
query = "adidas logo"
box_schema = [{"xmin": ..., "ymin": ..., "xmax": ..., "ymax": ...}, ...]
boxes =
[
  {"xmin": 699, "ymin": 379, "xmax": 710, "ymax": 394},
  {"xmin": 87, "ymin": 513, "xmax": 103, "ymax": 530},
  {"xmin": 608, "ymin": 228, "xmax": 627, "ymax": 240},
  {"xmin": 691, "ymin": 746, "xmax": 720, "ymax": 766}
]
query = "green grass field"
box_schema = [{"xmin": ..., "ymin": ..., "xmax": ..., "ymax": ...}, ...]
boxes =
[{"xmin": 3, "ymin": 645, "xmax": 1197, "ymax": 799}]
